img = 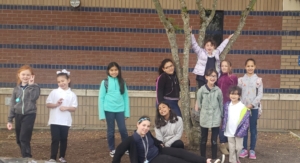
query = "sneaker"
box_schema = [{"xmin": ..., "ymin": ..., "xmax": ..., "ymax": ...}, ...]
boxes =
[
  {"xmin": 125, "ymin": 150, "xmax": 129, "ymax": 155},
  {"xmin": 59, "ymin": 157, "xmax": 67, "ymax": 163},
  {"xmin": 239, "ymin": 149, "xmax": 248, "ymax": 158},
  {"xmin": 210, "ymin": 154, "xmax": 225, "ymax": 163},
  {"xmin": 110, "ymin": 150, "xmax": 116, "ymax": 157},
  {"xmin": 27, "ymin": 160, "xmax": 37, "ymax": 163},
  {"xmin": 249, "ymin": 150, "xmax": 256, "ymax": 159},
  {"xmin": 47, "ymin": 159, "xmax": 56, "ymax": 162},
  {"xmin": 219, "ymin": 143, "xmax": 229, "ymax": 155}
]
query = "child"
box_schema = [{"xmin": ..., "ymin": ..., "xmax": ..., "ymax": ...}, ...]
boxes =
[
  {"xmin": 156, "ymin": 58, "xmax": 181, "ymax": 117},
  {"xmin": 113, "ymin": 116, "xmax": 225, "ymax": 163},
  {"xmin": 155, "ymin": 101, "xmax": 184, "ymax": 148},
  {"xmin": 7, "ymin": 65, "xmax": 40, "ymax": 159},
  {"xmin": 190, "ymin": 26, "xmax": 233, "ymax": 88},
  {"xmin": 238, "ymin": 58, "xmax": 263, "ymax": 159},
  {"xmin": 98, "ymin": 62, "xmax": 130, "ymax": 157},
  {"xmin": 190, "ymin": 26, "xmax": 232, "ymax": 113},
  {"xmin": 217, "ymin": 60, "xmax": 238, "ymax": 155},
  {"xmin": 222, "ymin": 86, "xmax": 250, "ymax": 163},
  {"xmin": 46, "ymin": 69, "xmax": 78, "ymax": 163},
  {"xmin": 196, "ymin": 68, "xmax": 223, "ymax": 159}
]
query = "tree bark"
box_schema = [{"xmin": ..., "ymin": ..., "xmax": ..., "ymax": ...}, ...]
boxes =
[
  {"xmin": 152, "ymin": 0, "xmax": 182, "ymax": 80},
  {"xmin": 196, "ymin": 0, "xmax": 218, "ymax": 47},
  {"xmin": 178, "ymin": 0, "xmax": 194, "ymax": 148},
  {"xmin": 220, "ymin": 0, "xmax": 257, "ymax": 61}
]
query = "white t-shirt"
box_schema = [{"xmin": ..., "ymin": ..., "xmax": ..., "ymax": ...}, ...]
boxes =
[
  {"xmin": 224, "ymin": 101, "xmax": 245, "ymax": 137},
  {"xmin": 46, "ymin": 87, "xmax": 78, "ymax": 126}
]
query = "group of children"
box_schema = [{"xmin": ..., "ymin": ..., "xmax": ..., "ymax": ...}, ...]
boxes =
[{"xmin": 6, "ymin": 30, "xmax": 263, "ymax": 163}]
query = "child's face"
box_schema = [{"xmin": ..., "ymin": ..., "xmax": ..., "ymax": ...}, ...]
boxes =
[
  {"xmin": 162, "ymin": 61, "xmax": 174, "ymax": 75},
  {"xmin": 109, "ymin": 66, "xmax": 119, "ymax": 78},
  {"xmin": 18, "ymin": 69, "xmax": 32, "ymax": 85},
  {"xmin": 204, "ymin": 42, "xmax": 215, "ymax": 54},
  {"xmin": 205, "ymin": 72, "xmax": 217, "ymax": 85},
  {"xmin": 57, "ymin": 76, "xmax": 70, "ymax": 90},
  {"xmin": 229, "ymin": 91, "xmax": 240, "ymax": 103},
  {"xmin": 221, "ymin": 61, "xmax": 230, "ymax": 73},
  {"xmin": 245, "ymin": 60, "xmax": 256, "ymax": 75},
  {"xmin": 158, "ymin": 103, "xmax": 171, "ymax": 118},
  {"xmin": 136, "ymin": 120, "xmax": 150, "ymax": 136}
]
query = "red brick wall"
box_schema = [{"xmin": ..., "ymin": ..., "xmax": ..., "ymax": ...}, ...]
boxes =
[{"xmin": 0, "ymin": 8, "xmax": 283, "ymax": 89}]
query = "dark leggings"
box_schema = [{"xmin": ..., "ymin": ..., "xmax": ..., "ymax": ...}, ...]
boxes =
[
  {"xmin": 150, "ymin": 147, "xmax": 207, "ymax": 163},
  {"xmin": 50, "ymin": 124, "xmax": 70, "ymax": 159},
  {"xmin": 200, "ymin": 127, "xmax": 219, "ymax": 159},
  {"xmin": 170, "ymin": 140, "xmax": 185, "ymax": 149}
]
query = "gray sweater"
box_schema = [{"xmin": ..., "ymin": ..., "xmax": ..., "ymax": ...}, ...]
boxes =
[
  {"xmin": 197, "ymin": 85, "xmax": 223, "ymax": 128},
  {"xmin": 8, "ymin": 84, "xmax": 40, "ymax": 122},
  {"xmin": 238, "ymin": 74, "xmax": 263, "ymax": 109},
  {"xmin": 154, "ymin": 116, "xmax": 183, "ymax": 147}
]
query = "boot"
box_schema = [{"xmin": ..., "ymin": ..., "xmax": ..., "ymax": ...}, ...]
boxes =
[{"xmin": 219, "ymin": 143, "xmax": 229, "ymax": 155}]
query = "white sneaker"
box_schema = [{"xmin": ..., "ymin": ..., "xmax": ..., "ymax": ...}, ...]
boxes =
[
  {"xmin": 125, "ymin": 150, "xmax": 129, "ymax": 155},
  {"xmin": 110, "ymin": 150, "xmax": 116, "ymax": 157},
  {"xmin": 48, "ymin": 159, "xmax": 56, "ymax": 162},
  {"xmin": 58, "ymin": 157, "xmax": 67, "ymax": 163}
]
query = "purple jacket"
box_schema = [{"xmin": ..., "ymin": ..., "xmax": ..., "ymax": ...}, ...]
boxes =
[
  {"xmin": 221, "ymin": 101, "xmax": 250, "ymax": 138},
  {"xmin": 217, "ymin": 73, "xmax": 238, "ymax": 104},
  {"xmin": 191, "ymin": 34, "xmax": 229, "ymax": 76}
]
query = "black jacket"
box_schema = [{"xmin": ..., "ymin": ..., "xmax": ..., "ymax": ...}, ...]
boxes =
[
  {"xmin": 156, "ymin": 72, "xmax": 180, "ymax": 103},
  {"xmin": 112, "ymin": 132, "xmax": 163, "ymax": 163}
]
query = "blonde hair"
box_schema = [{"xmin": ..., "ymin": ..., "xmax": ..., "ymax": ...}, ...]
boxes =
[
  {"xmin": 220, "ymin": 60, "xmax": 232, "ymax": 74},
  {"xmin": 16, "ymin": 65, "xmax": 34, "ymax": 85}
]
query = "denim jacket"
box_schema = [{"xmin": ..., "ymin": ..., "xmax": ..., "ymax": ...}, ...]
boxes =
[{"xmin": 221, "ymin": 101, "xmax": 250, "ymax": 138}]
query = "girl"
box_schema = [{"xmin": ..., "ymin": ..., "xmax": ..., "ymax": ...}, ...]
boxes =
[
  {"xmin": 196, "ymin": 68, "xmax": 223, "ymax": 159},
  {"xmin": 155, "ymin": 101, "xmax": 184, "ymax": 149},
  {"xmin": 190, "ymin": 26, "xmax": 233, "ymax": 88},
  {"xmin": 217, "ymin": 60, "xmax": 238, "ymax": 155},
  {"xmin": 98, "ymin": 62, "xmax": 130, "ymax": 157},
  {"xmin": 238, "ymin": 58, "xmax": 263, "ymax": 160},
  {"xmin": 222, "ymin": 86, "xmax": 250, "ymax": 163},
  {"xmin": 7, "ymin": 65, "xmax": 40, "ymax": 158},
  {"xmin": 156, "ymin": 58, "xmax": 181, "ymax": 117},
  {"xmin": 112, "ymin": 116, "xmax": 225, "ymax": 163},
  {"xmin": 46, "ymin": 69, "xmax": 78, "ymax": 163}
]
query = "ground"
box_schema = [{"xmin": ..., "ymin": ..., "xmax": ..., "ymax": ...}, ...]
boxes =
[{"xmin": 0, "ymin": 130, "xmax": 300, "ymax": 163}]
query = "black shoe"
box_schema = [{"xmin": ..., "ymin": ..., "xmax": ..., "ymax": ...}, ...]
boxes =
[{"xmin": 210, "ymin": 154, "xmax": 225, "ymax": 163}]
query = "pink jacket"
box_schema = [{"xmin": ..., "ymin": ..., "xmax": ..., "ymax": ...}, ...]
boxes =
[{"xmin": 191, "ymin": 34, "xmax": 229, "ymax": 76}]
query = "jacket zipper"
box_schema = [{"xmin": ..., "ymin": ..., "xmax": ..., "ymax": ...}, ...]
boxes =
[{"xmin": 21, "ymin": 87, "xmax": 28, "ymax": 114}]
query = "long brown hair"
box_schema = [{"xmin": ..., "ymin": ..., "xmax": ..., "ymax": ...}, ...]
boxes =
[{"xmin": 16, "ymin": 65, "xmax": 34, "ymax": 85}]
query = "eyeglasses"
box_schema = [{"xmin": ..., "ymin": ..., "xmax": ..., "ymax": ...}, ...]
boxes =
[{"xmin": 164, "ymin": 65, "xmax": 174, "ymax": 69}]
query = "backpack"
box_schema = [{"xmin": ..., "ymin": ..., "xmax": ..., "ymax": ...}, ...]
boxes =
[
  {"xmin": 256, "ymin": 78, "xmax": 263, "ymax": 119},
  {"xmin": 104, "ymin": 78, "xmax": 108, "ymax": 93}
]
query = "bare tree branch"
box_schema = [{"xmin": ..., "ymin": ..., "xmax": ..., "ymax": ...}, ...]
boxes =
[
  {"xmin": 196, "ymin": 0, "xmax": 218, "ymax": 47},
  {"xmin": 152, "ymin": 0, "xmax": 182, "ymax": 79},
  {"xmin": 220, "ymin": 0, "xmax": 257, "ymax": 61}
]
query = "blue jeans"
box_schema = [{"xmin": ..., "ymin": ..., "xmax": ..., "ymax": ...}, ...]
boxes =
[
  {"xmin": 243, "ymin": 109, "xmax": 258, "ymax": 151},
  {"xmin": 219, "ymin": 128, "xmax": 228, "ymax": 143},
  {"xmin": 164, "ymin": 99, "xmax": 182, "ymax": 117},
  {"xmin": 105, "ymin": 111, "xmax": 128, "ymax": 151}
]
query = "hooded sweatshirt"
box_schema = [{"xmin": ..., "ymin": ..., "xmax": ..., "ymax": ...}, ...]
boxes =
[
  {"xmin": 8, "ymin": 84, "xmax": 41, "ymax": 122},
  {"xmin": 154, "ymin": 116, "xmax": 183, "ymax": 147},
  {"xmin": 238, "ymin": 74, "xmax": 263, "ymax": 109},
  {"xmin": 98, "ymin": 76, "xmax": 130, "ymax": 120},
  {"xmin": 217, "ymin": 73, "xmax": 238, "ymax": 104},
  {"xmin": 197, "ymin": 85, "xmax": 223, "ymax": 128},
  {"xmin": 156, "ymin": 72, "xmax": 180, "ymax": 104}
]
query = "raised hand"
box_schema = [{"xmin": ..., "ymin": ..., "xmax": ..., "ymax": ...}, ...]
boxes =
[
  {"xmin": 29, "ymin": 75, "xmax": 35, "ymax": 85},
  {"xmin": 228, "ymin": 34, "xmax": 234, "ymax": 39},
  {"xmin": 189, "ymin": 26, "xmax": 193, "ymax": 33}
]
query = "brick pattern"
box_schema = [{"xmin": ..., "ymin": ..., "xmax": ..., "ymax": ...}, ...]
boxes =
[
  {"xmin": 282, "ymin": 16, "xmax": 300, "ymax": 50},
  {"xmin": 280, "ymin": 55, "xmax": 300, "ymax": 69},
  {"xmin": 280, "ymin": 75, "xmax": 300, "ymax": 89}
]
